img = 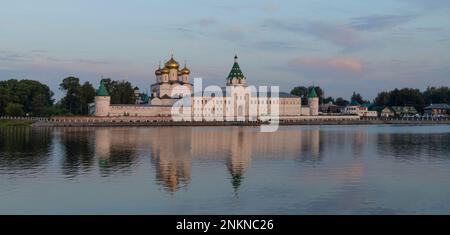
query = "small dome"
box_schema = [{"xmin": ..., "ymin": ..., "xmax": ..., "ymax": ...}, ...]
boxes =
[
  {"xmin": 181, "ymin": 66, "xmax": 190, "ymax": 75},
  {"xmin": 164, "ymin": 55, "xmax": 179, "ymax": 69},
  {"xmin": 160, "ymin": 67, "xmax": 170, "ymax": 74},
  {"xmin": 155, "ymin": 68, "xmax": 162, "ymax": 76},
  {"xmin": 178, "ymin": 71, "xmax": 182, "ymax": 76}
]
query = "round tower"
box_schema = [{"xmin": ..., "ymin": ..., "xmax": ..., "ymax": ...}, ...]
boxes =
[
  {"xmin": 308, "ymin": 86, "xmax": 319, "ymax": 116},
  {"xmin": 95, "ymin": 80, "xmax": 110, "ymax": 117}
]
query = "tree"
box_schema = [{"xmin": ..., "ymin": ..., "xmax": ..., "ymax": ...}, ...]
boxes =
[
  {"xmin": 423, "ymin": 86, "xmax": 450, "ymax": 105},
  {"xmin": 42, "ymin": 103, "xmax": 70, "ymax": 116},
  {"xmin": 101, "ymin": 79, "xmax": 136, "ymax": 104},
  {"xmin": 31, "ymin": 93, "xmax": 49, "ymax": 116},
  {"xmin": 5, "ymin": 103, "xmax": 25, "ymax": 116},
  {"xmin": 323, "ymin": 96, "xmax": 334, "ymax": 104},
  {"xmin": 79, "ymin": 82, "xmax": 96, "ymax": 115},
  {"xmin": 351, "ymin": 92, "xmax": 368, "ymax": 104},
  {"xmin": 290, "ymin": 86, "xmax": 308, "ymax": 97},
  {"xmin": 0, "ymin": 86, "xmax": 10, "ymax": 115},
  {"xmin": 60, "ymin": 76, "xmax": 81, "ymax": 114},
  {"xmin": 0, "ymin": 79, "xmax": 54, "ymax": 116},
  {"xmin": 374, "ymin": 91, "xmax": 391, "ymax": 106},
  {"xmin": 335, "ymin": 97, "xmax": 349, "ymax": 107},
  {"xmin": 393, "ymin": 88, "xmax": 425, "ymax": 113}
]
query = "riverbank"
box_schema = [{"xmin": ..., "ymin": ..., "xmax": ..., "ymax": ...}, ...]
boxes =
[
  {"xmin": 32, "ymin": 119, "xmax": 450, "ymax": 127},
  {"xmin": 0, "ymin": 119, "xmax": 35, "ymax": 127}
]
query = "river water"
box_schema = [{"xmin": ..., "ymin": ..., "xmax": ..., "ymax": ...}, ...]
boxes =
[{"xmin": 0, "ymin": 125, "xmax": 449, "ymax": 214}]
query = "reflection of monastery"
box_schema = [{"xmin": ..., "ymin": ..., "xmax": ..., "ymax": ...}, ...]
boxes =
[
  {"xmin": 93, "ymin": 55, "xmax": 320, "ymax": 120},
  {"xmin": 94, "ymin": 127, "xmax": 321, "ymax": 192}
]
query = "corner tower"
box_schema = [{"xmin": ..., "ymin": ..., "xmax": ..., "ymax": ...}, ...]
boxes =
[
  {"xmin": 308, "ymin": 86, "xmax": 319, "ymax": 116},
  {"xmin": 94, "ymin": 80, "xmax": 110, "ymax": 117}
]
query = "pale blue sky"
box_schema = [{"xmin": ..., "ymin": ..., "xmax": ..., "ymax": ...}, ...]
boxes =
[{"xmin": 1, "ymin": 0, "xmax": 449, "ymax": 100}]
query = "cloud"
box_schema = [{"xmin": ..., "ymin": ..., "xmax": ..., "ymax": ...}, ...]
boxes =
[
  {"xmin": 349, "ymin": 15, "xmax": 414, "ymax": 31},
  {"xmin": 415, "ymin": 27, "xmax": 444, "ymax": 32},
  {"xmin": 253, "ymin": 41, "xmax": 297, "ymax": 51},
  {"xmin": 220, "ymin": 26, "xmax": 247, "ymax": 42},
  {"xmin": 288, "ymin": 57, "xmax": 363, "ymax": 73},
  {"xmin": 218, "ymin": 3, "xmax": 280, "ymax": 13},
  {"xmin": 303, "ymin": 22, "xmax": 363, "ymax": 48},
  {"xmin": 261, "ymin": 19, "xmax": 364, "ymax": 50},
  {"xmin": 259, "ymin": 3, "xmax": 280, "ymax": 13},
  {"xmin": 168, "ymin": 17, "xmax": 219, "ymax": 38},
  {"xmin": 194, "ymin": 18, "xmax": 219, "ymax": 27},
  {"xmin": 397, "ymin": 0, "xmax": 450, "ymax": 9},
  {"xmin": 0, "ymin": 50, "xmax": 110, "ymax": 65}
]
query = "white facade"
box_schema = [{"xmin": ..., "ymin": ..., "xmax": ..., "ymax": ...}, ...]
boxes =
[
  {"xmin": 94, "ymin": 55, "xmax": 320, "ymax": 120},
  {"xmin": 344, "ymin": 104, "xmax": 377, "ymax": 117}
]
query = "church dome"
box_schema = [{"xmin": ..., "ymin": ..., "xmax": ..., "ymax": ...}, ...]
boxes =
[
  {"xmin": 160, "ymin": 67, "xmax": 170, "ymax": 74},
  {"xmin": 164, "ymin": 55, "xmax": 180, "ymax": 69},
  {"xmin": 155, "ymin": 68, "xmax": 162, "ymax": 76},
  {"xmin": 181, "ymin": 66, "xmax": 190, "ymax": 75}
]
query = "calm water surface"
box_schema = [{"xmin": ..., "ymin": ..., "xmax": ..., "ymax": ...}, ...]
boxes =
[{"xmin": 0, "ymin": 125, "xmax": 449, "ymax": 214}]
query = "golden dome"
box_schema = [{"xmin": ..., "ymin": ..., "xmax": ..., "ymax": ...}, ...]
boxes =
[
  {"xmin": 160, "ymin": 67, "xmax": 169, "ymax": 74},
  {"xmin": 164, "ymin": 55, "xmax": 180, "ymax": 69},
  {"xmin": 181, "ymin": 66, "xmax": 190, "ymax": 75}
]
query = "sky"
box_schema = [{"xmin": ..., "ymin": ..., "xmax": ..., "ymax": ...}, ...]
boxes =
[{"xmin": 1, "ymin": 0, "xmax": 450, "ymax": 101}]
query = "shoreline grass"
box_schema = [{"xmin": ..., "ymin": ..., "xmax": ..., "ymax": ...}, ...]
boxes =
[{"xmin": 0, "ymin": 119, "xmax": 35, "ymax": 127}]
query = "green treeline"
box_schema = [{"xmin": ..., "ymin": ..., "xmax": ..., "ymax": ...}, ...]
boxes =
[
  {"xmin": 290, "ymin": 86, "xmax": 449, "ymax": 112},
  {"xmin": 0, "ymin": 77, "xmax": 138, "ymax": 116},
  {"xmin": 0, "ymin": 79, "xmax": 55, "ymax": 116}
]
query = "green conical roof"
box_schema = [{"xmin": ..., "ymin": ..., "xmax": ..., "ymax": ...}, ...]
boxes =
[
  {"xmin": 96, "ymin": 80, "xmax": 109, "ymax": 96},
  {"xmin": 308, "ymin": 87, "xmax": 318, "ymax": 98},
  {"xmin": 227, "ymin": 55, "xmax": 245, "ymax": 79}
]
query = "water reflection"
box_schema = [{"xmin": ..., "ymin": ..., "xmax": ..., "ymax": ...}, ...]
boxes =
[
  {"xmin": 93, "ymin": 128, "xmax": 140, "ymax": 177},
  {"xmin": 59, "ymin": 128, "xmax": 95, "ymax": 177},
  {"xmin": 148, "ymin": 128, "xmax": 192, "ymax": 192},
  {"xmin": 0, "ymin": 126, "xmax": 392, "ymax": 191},
  {"xmin": 0, "ymin": 127, "xmax": 52, "ymax": 174},
  {"xmin": 84, "ymin": 127, "xmax": 325, "ymax": 192},
  {"xmin": 377, "ymin": 132, "xmax": 450, "ymax": 161},
  {"xmin": 1, "ymin": 125, "xmax": 450, "ymax": 214}
]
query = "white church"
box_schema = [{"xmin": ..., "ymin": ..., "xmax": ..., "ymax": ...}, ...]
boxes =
[{"xmin": 93, "ymin": 55, "xmax": 320, "ymax": 121}]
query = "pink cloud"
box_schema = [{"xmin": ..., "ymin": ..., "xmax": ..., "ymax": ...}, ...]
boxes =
[{"xmin": 289, "ymin": 57, "xmax": 363, "ymax": 73}]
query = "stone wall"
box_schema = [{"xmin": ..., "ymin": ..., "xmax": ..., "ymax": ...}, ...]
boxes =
[{"xmin": 108, "ymin": 105, "xmax": 172, "ymax": 117}]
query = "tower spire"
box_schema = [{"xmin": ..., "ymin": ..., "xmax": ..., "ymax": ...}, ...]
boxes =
[{"xmin": 234, "ymin": 54, "xmax": 238, "ymax": 63}]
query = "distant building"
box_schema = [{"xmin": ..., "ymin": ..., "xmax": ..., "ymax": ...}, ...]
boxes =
[
  {"xmin": 424, "ymin": 104, "xmax": 450, "ymax": 115},
  {"xmin": 320, "ymin": 102, "xmax": 341, "ymax": 113},
  {"xmin": 344, "ymin": 100, "xmax": 378, "ymax": 117},
  {"xmin": 379, "ymin": 106, "xmax": 419, "ymax": 117},
  {"xmin": 380, "ymin": 107, "xmax": 395, "ymax": 117}
]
